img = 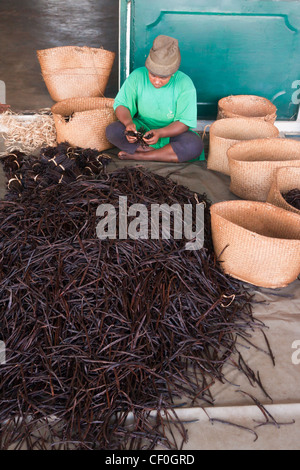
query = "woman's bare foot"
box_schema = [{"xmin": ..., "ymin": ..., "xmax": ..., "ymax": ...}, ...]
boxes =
[
  {"xmin": 136, "ymin": 145, "xmax": 152, "ymax": 152},
  {"xmin": 118, "ymin": 151, "xmax": 144, "ymax": 160},
  {"xmin": 118, "ymin": 146, "xmax": 178, "ymax": 163}
]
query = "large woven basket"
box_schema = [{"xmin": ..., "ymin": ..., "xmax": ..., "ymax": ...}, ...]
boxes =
[
  {"xmin": 51, "ymin": 97, "xmax": 117, "ymax": 151},
  {"xmin": 37, "ymin": 46, "xmax": 115, "ymax": 101},
  {"xmin": 207, "ymin": 118, "xmax": 279, "ymax": 175},
  {"xmin": 210, "ymin": 200, "xmax": 300, "ymax": 288},
  {"xmin": 228, "ymin": 138, "xmax": 300, "ymax": 201},
  {"xmin": 217, "ymin": 95, "xmax": 277, "ymax": 123},
  {"xmin": 267, "ymin": 166, "xmax": 300, "ymax": 215}
]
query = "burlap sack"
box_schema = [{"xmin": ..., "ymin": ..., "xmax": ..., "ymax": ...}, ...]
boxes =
[
  {"xmin": 210, "ymin": 200, "xmax": 300, "ymax": 288},
  {"xmin": 37, "ymin": 46, "xmax": 115, "ymax": 101},
  {"xmin": 207, "ymin": 118, "xmax": 279, "ymax": 175},
  {"xmin": 217, "ymin": 95, "xmax": 277, "ymax": 123},
  {"xmin": 51, "ymin": 97, "xmax": 117, "ymax": 151},
  {"xmin": 228, "ymin": 138, "xmax": 300, "ymax": 201},
  {"xmin": 267, "ymin": 166, "xmax": 300, "ymax": 215}
]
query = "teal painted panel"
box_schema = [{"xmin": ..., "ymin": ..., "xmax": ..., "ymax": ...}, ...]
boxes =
[{"xmin": 119, "ymin": 0, "xmax": 300, "ymax": 120}]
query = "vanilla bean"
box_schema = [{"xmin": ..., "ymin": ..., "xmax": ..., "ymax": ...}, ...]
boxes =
[{"xmin": 0, "ymin": 150, "xmax": 277, "ymax": 450}]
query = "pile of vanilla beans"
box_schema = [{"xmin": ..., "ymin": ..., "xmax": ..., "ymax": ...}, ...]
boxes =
[
  {"xmin": 124, "ymin": 127, "xmax": 153, "ymax": 149},
  {"xmin": 2, "ymin": 143, "xmax": 111, "ymax": 194},
  {"xmin": 282, "ymin": 189, "xmax": 300, "ymax": 211},
  {"xmin": 0, "ymin": 144, "xmax": 275, "ymax": 450}
]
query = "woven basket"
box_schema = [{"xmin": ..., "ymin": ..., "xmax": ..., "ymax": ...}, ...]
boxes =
[
  {"xmin": 210, "ymin": 200, "xmax": 300, "ymax": 288},
  {"xmin": 51, "ymin": 97, "xmax": 117, "ymax": 151},
  {"xmin": 37, "ymin": 46, "xmax": 115, "ymax": 71},
  {"xmin": 217, "ymin": 95, "xmax": 277, "ymax": 123},
  {"xmin": 37, "ymin": 46, "xmax": 115, "ymax": 101},
  {"xmin": 207, "ymin": 118, "xmax": 279, "ymax": 175},
  {"xmin": 228, "ymin": 138, "xmax": 300, "ymax": 201},
  {"xmin": 42, "ymin": 68, "xmax": 113, "ymax": 102},
  {"xmin": 267, "ymin": 166, "xmax": 300, "ymax": 215}
]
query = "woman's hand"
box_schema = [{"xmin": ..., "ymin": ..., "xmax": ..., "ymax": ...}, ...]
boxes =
[
  {"xmin": 115, "ymin": 106, "xmax": 137, "ymax": 143},
  {"xmin": 125, "ymin": 123, "xmax": 138, "ymax": 143},
  {"xmin": 143, "ymin": 129, "xmax": 161, "ymax": 145}
]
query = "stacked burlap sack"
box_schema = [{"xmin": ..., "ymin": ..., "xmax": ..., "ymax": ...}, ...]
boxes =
[
  {"xmin": 37, "ymin": 46, "xmax": 117, "ymax": 151},
  {"xmin": 207, "ymin": 94, "xmax": 300, "ymax": 288}
]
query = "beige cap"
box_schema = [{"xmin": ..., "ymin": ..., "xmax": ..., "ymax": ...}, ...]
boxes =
[{"xmin": 145, "ymin": 35, "xmax": 181, "ymax": 77}]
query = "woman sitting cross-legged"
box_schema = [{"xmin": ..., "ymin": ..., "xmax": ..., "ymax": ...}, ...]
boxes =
[{"xmin": 106, "ymin": 35, "xmax": 204, "ymax": 163}]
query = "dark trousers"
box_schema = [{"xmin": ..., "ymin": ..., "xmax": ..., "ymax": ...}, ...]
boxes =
[{"xmin": 106, "ymin": 121, "xmax": 204, "ymax": 162}]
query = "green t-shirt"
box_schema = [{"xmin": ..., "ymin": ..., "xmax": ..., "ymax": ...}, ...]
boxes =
[{"xmin": 113, "ymin": 67, "xmax": 204, "ymax": 161}]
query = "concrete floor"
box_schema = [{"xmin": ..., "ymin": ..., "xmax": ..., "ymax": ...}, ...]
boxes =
[{"xmin": 0, "ymin": 0, "xmax": 119, "ymax": 112}]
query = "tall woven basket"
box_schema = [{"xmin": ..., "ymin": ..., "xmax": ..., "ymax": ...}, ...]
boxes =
[
  {"xmin": 217, "ymin": 95, "xmax": 277, "ymax": 123},
  {"xmin": 267, "ymin": 166, "xmax": 300, "ymax": 215},
  {"xmin": 51, "ymin": 97, "xmax": 117, "ymax": 151},
  {"xmin": 207, "ymin": 118, "xmax": 279, "ymax": 175},
  {"xmin": 37, "ymin": 46, "xmax": 115, "ymax": 101},
  {"xmin": 210, "ymin": 200, "xmax": 300, "ymax": 288},
  {"xmin": 227, "ymin": 138, "xmax": 300, "ymax": 201}
]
